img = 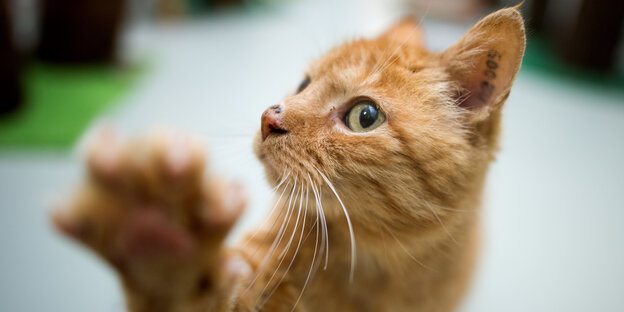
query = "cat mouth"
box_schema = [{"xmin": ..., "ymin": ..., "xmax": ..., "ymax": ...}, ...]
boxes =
[
  {"xmin": 262, "ymin": 124, "xmax": 289, "ymax": 141},
  {"xmin": 269, "ymin": 128, "xmax": 288, "ymax": 136}
]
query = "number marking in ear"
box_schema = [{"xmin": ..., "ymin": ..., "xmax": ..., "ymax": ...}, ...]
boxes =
[
  {"xmin": 478, "ymin": 50, "xmax": 501, "ymax": 103},
  {"xmin": 478, "ymin": 81, "xmax": 494, "ymax": 102}
]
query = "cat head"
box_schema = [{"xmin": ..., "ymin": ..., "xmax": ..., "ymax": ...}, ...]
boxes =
[{"xmin": 254, "ymin": 7, "xmax": 525, "ymax": 230}]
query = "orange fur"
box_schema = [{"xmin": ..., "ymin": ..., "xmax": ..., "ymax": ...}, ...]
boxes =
[{"xmin": 54, "ymin": 7, "xmax": 525, "ymax": 312}]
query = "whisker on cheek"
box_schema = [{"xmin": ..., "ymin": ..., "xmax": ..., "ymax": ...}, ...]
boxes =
[
  {"xmin": 256, "ymin": 183, "xmax": 302, "ymax": 308},
  {"xmin": 292, "ymin": 176, "xmax": 322, "ymax": 312},
  {"xmin": 309, "ymin": 175, "xmax": 329, "ymax": 270},
  {"xmin": 382, "ymin": 223, "xmax": 436, "ymax": 272},
  {"xmin": 260, "ymin": 184, "xmax": 307, "ymax": 308},
  {"xmin": 240, "ymin": 175, "xmax": 291, "ymax": 250},
  {"xmin": 243, "ymin": 177, "xmax": 297, "ymax": 295},
  {"xmin": 313, "ymin": 165, "xmax": 356, "ymax": 282},
  {"xmin": 424, "ymin": 201, "xmax": 458, "ymax": 245}
]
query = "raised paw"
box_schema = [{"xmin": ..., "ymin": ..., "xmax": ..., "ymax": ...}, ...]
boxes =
[{"xmin": 53, "ymin": 130, "xmax": 249, "ymax": 312}]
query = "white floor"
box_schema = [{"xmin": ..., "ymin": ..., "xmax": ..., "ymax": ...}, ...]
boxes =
[{"xmin": 1, "ymin": 0, "xmax": 623, "ymax": 311}]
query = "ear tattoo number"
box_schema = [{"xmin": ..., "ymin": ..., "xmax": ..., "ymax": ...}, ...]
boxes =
[
  {"xmin": 478, "ymin": 81, "xmax": 495, "ymax": 102},
  {"xmin": 487, "ymin": 49, "xmax": 502, "ymax": 61},
  {"xmin": 483, "ymin": 69, "xmax": 496, "ymax": 80},
  {"xmin": 478, "ymin": 50, "xmax": 501, "ymax": 103}
]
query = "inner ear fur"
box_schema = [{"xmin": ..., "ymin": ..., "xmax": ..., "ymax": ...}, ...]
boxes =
[{"xmin": 440, "ymin": 7, "xmax": 526, "ymax": 122}]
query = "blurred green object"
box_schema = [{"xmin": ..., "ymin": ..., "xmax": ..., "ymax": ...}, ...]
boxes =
[
  {"xmin": 523, "ymin": 35, "xmax": 624, "ymax": 92},
  {"xmin": 0, "ymin": 64, "xmax": 141, "ymax": 149},
  {"xmin": 186, "ymin": 0, "xmax": 284, "ymax": 14}
]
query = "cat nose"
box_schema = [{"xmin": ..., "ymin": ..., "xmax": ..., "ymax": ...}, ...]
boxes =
[{"xmin": 261, "ymin": 104, "xmax": 288, "ymax": 141}]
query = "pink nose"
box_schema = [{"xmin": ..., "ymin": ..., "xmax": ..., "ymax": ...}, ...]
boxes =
[{"xmin": 261, "ymin": 104, "xmax": 287, "ymax": 141}]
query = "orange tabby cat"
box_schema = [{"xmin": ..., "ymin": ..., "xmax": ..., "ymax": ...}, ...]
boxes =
[{"xmin": 53, "ymin": 6, "xmax": 525, "ymax": 312}]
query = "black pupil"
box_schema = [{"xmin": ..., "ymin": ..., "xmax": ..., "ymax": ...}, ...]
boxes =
[
  {"xmin": 297, "ymin": 77, "xmax": 311, "ymax": 93},
  {"xmin": 359, "ymin": 104, "xmax": 378, "ymax": 128}
]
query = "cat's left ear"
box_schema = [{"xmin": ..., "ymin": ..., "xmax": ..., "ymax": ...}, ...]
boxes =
[
  {"xmin": 441, "ymin": 7, "xmax": 526, "ymax": 122},
  {"xmin": 380, "ymin": 17, "xmax": 423, "ymax": 47}
]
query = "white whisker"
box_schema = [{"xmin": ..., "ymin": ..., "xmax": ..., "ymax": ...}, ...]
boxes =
[
  {"xmin": 363, "ymin": 2, "xmax": 431, "ymax": 85},
  {"xmin": 278, "ymin": 183, "xmax": 305, "ymax": 259},
  {"xmin": 257, "ymin": 183, "xmax": 303, "ymax": 308},
  {"xmin": 364, "ymin": 30, "xmax": 414, "ymax": 84},
  {"xmin": 424, "ymin": 201, "xmax": 458, "ymax": 245},
  {"xmin": 243, "ymin": 177, "xmax": 298, "ymax": 293},
  {"xmin": 292, "ymin": 177, "xmax": 321, "ymax": 312},
  {"xmin": 309, "ymin": 176, "xmax": 329, "ymax": 269},
  {"xmin": 260, "ymin": 184, "xmax": 308, "ymax": 308},
  {"xmin": 240, "ymin": 177, "xmax": 292, "ymax": 250},
  {"xmin": 438, "ymin": 206, "xmax": 470, "ymax": 213},
  {"xmin": 382, "ymin": 223, "xmax": 436, "ymax": 272},
  {"xmin": 313, "ymin": 166, "xmax": 356, "ymax": 282},
  {"xmin": 271, "ymin": 171, "xmax": 291, "ymax": 193},
  {"xmin": 375, "ymin": 5, "xmax": 431, "ymax": 78},
  {"xmin": 272, "ymin": 179, "xmax": 299, "ymax": 256}
]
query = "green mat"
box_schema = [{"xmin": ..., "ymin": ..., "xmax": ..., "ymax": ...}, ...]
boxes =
[{"xmin": 0, "ymin": 63, "xmax": 142, "ymax": 149}]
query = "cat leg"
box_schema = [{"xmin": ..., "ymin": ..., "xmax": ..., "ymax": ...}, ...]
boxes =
[{"xmin": 53, "ymin": 130, "xmax": 250, "ymax": 312}]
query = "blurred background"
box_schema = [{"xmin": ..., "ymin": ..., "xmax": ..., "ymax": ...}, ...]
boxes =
[{"xmin": 0, "ymin": 0, "xmax": 623, "ymax": 311}]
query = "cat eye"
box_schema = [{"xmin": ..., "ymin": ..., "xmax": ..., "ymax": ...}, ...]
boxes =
[
  {"xmin": 296, "ymin": 76, "xmax": 311, "ymax": 94},
  {"xmin": 345, "ymin": 100, "xmax": 386, "ymax": 132}
]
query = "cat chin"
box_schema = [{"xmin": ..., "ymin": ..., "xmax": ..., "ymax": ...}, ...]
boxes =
[
  {"xmin": 252, "ymin": 129, "xmax": 264, "ymax": 158},
  {"xmin": 252, "ymin": 131, "xmax": 281, "ymax": 186},
  {"xmin": 257, "ymin": 157, "xmax": 283, "ymax": 188}
]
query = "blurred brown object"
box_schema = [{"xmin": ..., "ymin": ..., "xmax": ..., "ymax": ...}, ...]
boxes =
[
  {"xmin": 212, "ymin": 0, "xmax": 244, "ymax": 7},
  {"xmin": 526, "ymin": 0, "xmax": 624, "ymax": 72},
  {"xmin": 561, "ymin": 0, "xmax": 624, "ymax": 71},
  {"xmin": 37, "ymin": 0, "xmax": 124, "ymax": 64},
  {"xmin": 0, "ymin": 0, "xmax": 23, "ymax": 115},
  {"xmin": 156, "ymin": 0, "xmax": 186, "ymax": 20},
  {"xmin": 154, "ymin": 0, "xmax": 244, "ymax": 20},
  {"xmin": 527, "ymin": 0, "xmax": 548, "ymax": 32}
]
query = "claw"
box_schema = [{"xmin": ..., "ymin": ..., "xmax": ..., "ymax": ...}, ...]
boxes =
[
  {"xmin": 87, "ymin": 127, "xmax": 122, "ymax": 180},
  {"xmin": 165, "ymin": 133, "xmax": 193, "ymax": 177},
  {"xmin": 52, "ymin": 208, "xmax": 77, "ymax": 237},
  {"xmin": 223, "ymin": 182, "xmax": 246, "ymax": 221},
  {"xmin": 52, "ymin": 206, "xmax": 92, "ymax": 242},
  {"xmin": 202, "ymin": 181, "xmax": 246, "ymax": 231},
  {"xmin": 152, "ymin": 131, "xmax": 206, "ymax": 182},
  {"xmin": 225, "ymin": 255, "xmax": 251, "ymax": 281}
]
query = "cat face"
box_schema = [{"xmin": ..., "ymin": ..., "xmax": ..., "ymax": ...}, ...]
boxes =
[{"xmin": 255, "ymin": 8, "xmax": 525, "ymax": 226}]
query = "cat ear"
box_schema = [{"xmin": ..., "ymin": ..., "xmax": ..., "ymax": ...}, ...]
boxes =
[
  {"xmin": 441, "ymin": 7, "xmax": 526, "ymax": 122},
  {"xmin": 380, "ymin": 17, "xmax": 423, "ymax": 47}
]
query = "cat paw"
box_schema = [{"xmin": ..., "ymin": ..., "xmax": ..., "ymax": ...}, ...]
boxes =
[{"xmin": 53, "ymin": 130, "xmax": 248, "ymax": 304}]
